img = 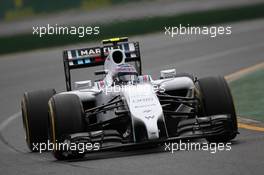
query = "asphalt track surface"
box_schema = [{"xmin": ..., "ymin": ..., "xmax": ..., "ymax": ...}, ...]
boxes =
[{"xmin": 0, "ymin": 19, "xmax": 264, "ymax": 174}]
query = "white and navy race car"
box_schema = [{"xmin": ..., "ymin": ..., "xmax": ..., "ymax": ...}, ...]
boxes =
[{"xmin": 21, "ymin": 37, "xmax": 238, "ymax": 160}]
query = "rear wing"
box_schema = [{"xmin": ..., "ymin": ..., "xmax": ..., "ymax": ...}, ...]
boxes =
[{"xmin": 63, "ymin": 40, "xmax": 142, "ymax": 91}]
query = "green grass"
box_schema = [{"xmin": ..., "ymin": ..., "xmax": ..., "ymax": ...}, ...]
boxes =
[
  {"xmin": 229, "ymin": 68, "xmax": 264, "ymax": 122},
  {"xmin": 1, "ymin": 0, "xmax": 142, "ymax": 21},
  {"xmin": 1, "ymin": 3, "xmax": 264, "ymax": 55}
]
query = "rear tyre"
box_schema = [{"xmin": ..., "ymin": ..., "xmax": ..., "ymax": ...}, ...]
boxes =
[
  {"xmin": 198, "ymin": 76, "xmax": 237, "ymax": 142},
  {"xmin": 21, "ymin": 89, "xmax": 56, "ymax": 151},
  {"xmin": 48, "ymin": 94, "xmax": 85, "ymax": 160}
]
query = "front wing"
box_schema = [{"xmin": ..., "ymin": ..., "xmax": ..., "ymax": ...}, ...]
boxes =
[{"xmin": 61, "ymin": 114, "xmax": 237, "ymax": 155}]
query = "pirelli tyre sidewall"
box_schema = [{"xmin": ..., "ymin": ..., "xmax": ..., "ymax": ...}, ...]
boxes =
[
  {"xmin": 198, "ymin": 76, "xmax": 238, "ymax": 142},
  {"xmin": 21, "ymin": 89, "xmax": 56, "ymax": 152},
  {"xmin": 48, "ymin": 94, "xmax": 85, "ymax": 160}
]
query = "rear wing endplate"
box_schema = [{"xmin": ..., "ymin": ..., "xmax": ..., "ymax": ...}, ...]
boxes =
[{"xmin": 62, "ymin": 41, "xmax": 141, "ymax": 91}]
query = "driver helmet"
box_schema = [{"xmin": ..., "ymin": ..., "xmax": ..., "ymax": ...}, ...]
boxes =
[{"xmin": 113, "ymin": 64, "xmax": 138, "ymax": 84}]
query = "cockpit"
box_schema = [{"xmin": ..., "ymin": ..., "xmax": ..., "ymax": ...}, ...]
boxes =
[{"xmin": 112, "ymin": 64, "xmax": 139, "ymax": 85}]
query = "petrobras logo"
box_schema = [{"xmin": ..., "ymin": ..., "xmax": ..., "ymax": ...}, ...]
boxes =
[
  {"xmin": 132, "ymin": 97, "xmax": 154, "ymax": 103},
  {"xmin": 115, "ymin": 64, "xmax": 136, "ymax": 73}
]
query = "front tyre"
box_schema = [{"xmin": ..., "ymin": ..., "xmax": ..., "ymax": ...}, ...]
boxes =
[
  {"xmin": 21, "ymin": 89, "xmax": 56, "ymax": 151},
  {"xmin": 198, "ymin": 76, "xmax": 238, "ymax": 142},
  {"xmin": 48, "ymin": 94, "xmax": 85, "ymax": 160}
]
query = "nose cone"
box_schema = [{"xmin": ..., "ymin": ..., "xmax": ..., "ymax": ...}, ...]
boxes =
[{"xmin": 122, "ymin": 84, "xmax": 164, "ymax": 140}]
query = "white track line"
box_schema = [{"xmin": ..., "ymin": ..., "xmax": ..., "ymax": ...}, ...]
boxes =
[{"xmin": 0, "ymin": 112, "xmax": 21, "ymax": 131}]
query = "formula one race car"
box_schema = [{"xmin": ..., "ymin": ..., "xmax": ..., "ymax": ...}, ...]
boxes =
[{"xmin": 21, "ymin": 37, "xmax": 238, "ymax": 160}]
